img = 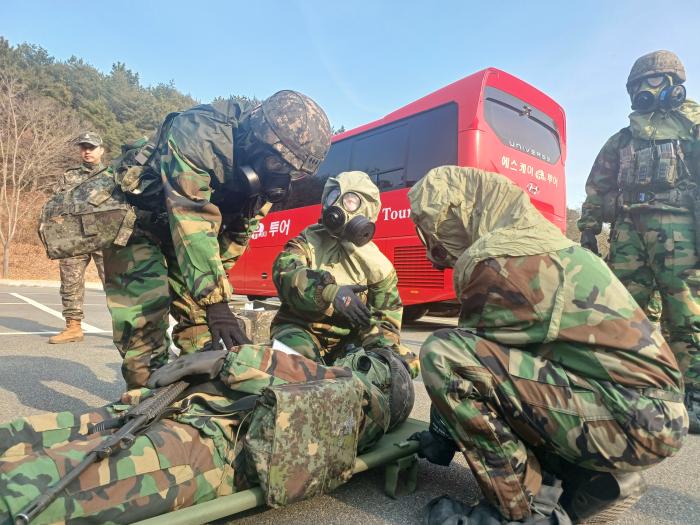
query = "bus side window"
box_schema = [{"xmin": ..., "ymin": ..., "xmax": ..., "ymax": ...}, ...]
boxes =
[
  {"xmin": 351, "ymin": 124, "xmax": 409, "ymax": 191},
  {"xmin": 405, "ymin": 103, "xmax": 458, "ymax": 187}
]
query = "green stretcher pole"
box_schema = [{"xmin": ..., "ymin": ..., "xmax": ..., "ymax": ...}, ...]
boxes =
[{"xmin": 133, "ymin": 418, "xmax": 428, "ymax": 525}]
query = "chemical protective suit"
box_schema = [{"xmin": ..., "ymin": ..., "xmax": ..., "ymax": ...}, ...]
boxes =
[
  {"xmin": 271, "ymin": 171, "xmax": 418, "ymax": 375},
  {"xmin": 409, "ymin": 166, "xmax": 687, "ymax": 523}
]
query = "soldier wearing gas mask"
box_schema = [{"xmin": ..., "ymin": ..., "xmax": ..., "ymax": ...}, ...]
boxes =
[
  {"xmin": 270, "ymin": 171, "xmax": 418, "ymax": 376},
  {"xmin": 104, "ymin": 91, "xmax": 331, "ymax": 389},
  {"xmin": 578, "ymin": 51, "xmax": 700, "ymax": 432}
]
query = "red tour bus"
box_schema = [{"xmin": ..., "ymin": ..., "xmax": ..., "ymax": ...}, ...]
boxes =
[{"xmin": 229, "ymin": 67, "xmax": 567, "ymax": 319}]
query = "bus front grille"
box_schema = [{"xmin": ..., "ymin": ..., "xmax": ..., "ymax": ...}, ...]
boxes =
[{"xmin": 394, "ymin": 246, "xmax": 445, "ymax": 288}]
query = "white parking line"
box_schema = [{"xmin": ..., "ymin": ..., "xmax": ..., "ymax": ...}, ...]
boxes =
[
  {"xmin": 0, "ymin": 331, "xmax": 61, "ymax": 335},
  {"xmin": 9, "ymin": 293, "xmax": 109, "ymax": 333}
]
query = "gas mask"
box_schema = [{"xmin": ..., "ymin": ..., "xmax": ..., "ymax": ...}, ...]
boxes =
[
  {"xmin": 235, "ymin": 131, "xmax": 302, "ymax": 203},
  {"xmin": 630, "ymin": 74, "xmax": 686, "ymax": 113},
  {"xmin": 415, "ymin": 226, "xmax": 456, "ymax": 270},
  {"xmin": 322, "ymin": 188, "xmax": 376, "ymax": 246}
]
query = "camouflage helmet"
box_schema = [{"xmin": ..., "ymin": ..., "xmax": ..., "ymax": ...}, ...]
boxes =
[
  {"xmin": 248, "ymin": 90, "xmax": 331, "ymax": 179},
  {"xmin": 370, "ymin": 348, "xmax": 415, "ymax": 431},
  {"xmin": 627, "ymin": 50, "xmax": 686, "ymax": 92}
]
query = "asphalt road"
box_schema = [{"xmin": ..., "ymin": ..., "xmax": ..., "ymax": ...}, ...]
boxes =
[{"xmin": 0, "ymin": 283, "xmax": 698, "ymax": 524}]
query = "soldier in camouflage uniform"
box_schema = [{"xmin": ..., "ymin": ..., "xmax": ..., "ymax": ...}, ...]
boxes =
[
  {"xmin": 0, "ymin": 343, "xmax": 414, "ymax": 524},
  {"xmin": 104, "ymin": 91, "xmax": 331, "ymax": 389},
  {"xmin": 578, "ymin": 51, "xmax": 700, "ymax": 433},
  {"xmin": 271, "ymin": 171, "xmax": 418, "ymax": 375},
  {"xmin": 49, "ymin": 132, "xmax": 106, "ymax": 344},
  {"xmin": 408, "ymin": 166, "xmax": 687, "ymax": 524}
]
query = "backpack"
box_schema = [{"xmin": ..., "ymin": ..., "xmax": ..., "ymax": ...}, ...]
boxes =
[{"xmin": 38, "ymin": 167, "xmax": 137, "ymax": 259}]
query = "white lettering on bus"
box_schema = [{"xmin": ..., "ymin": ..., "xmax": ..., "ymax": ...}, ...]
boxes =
[
  {"xmin": 508, "ymin": 140, "xmax": 552, "ymax": 163},
  {"xmin": 381, "ymin": 207, "xmax": 411, "ymax": 221}
]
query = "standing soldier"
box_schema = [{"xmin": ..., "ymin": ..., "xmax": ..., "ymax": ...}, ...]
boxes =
[
  {"xmin": 271, "ymin": 171, "xmax": 417, "ymax": 375},
  {"xmin": 409, "ymin": 166, "xmax": 687, "ymax": 524},
  {"xmin": 105, "ymin": 91, "xmax": 331, "ymax": 388},
  {"xmin": 578, "ymin": 50, "xmax": 700, "ymax": 433},
  {"xmin": 49, "ymin": 132, "xmax": 106, "ymax": 344}
]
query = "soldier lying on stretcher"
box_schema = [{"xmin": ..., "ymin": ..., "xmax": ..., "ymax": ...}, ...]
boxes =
[{"xmin": 0, "ymin": 343, "xmax": 414, "ymax": 524}]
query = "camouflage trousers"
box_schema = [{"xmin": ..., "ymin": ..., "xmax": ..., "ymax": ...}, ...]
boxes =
[
  {"xmin": 420, "ymin": 328, "xmax": 686, "ymax": 521},
  {"xmin": 59, "ymin": 252, "xmax": 105, "ymax": 320},
  {"xmin": 608, "ymin": 210, "xmax": 700, "ymax": 389},
  {"xmin": 103, "ymin": 230, "xmax": 214, "ymax": 389},
  {"xmin": 0, "ymin": 404, "xmax": 238, "ymax": 525},
  {"xmin": 271, "ymin": 321, "xmax": 355, "ymax": 364}
]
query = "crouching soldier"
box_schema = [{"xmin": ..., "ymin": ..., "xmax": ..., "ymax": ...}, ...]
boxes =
[
  {"xmin": 271, "ymin": 170, "xmax": 418, "ymax": 375},
  {"xmin": 407, "ymin": 166, "xmax": 688, "ymax": 524},
  {"xmin": 0, "ymin": 344, "xmax": 414, "ymax": 524}
]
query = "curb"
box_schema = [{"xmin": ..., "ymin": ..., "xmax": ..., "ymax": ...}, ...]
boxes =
[{"xmin": 0, "ymin": 279, "xmax": 104, "ymax": 291}]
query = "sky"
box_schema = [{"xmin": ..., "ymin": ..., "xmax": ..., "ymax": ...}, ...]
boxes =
[{"xmin": 3, "ymin": 0, "xmax": 700, "ymax": 207}]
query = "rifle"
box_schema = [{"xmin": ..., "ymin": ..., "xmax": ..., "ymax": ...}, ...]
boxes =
[{"xmin": 15, "ymin": 380, "xmax": 190, "ymax": 525}]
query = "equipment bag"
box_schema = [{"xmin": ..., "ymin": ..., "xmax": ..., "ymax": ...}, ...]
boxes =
[
  {"xmin": 38, "ymin": 168, "xmax": 137, "ymax": 259},
  {"xmin": 244, "ymin": 376, "xmax": 364, "ymax": 508}
]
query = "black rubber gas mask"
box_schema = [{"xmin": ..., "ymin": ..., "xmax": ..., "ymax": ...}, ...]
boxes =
[
  {"xmin": 415, "ymin": 226, "xmax": 455, "ymax": 269},
  {"xmin": 630, "ymin": 74, "xmax": 686, "ymax": 112},
  {"xmin": 322, "ymin": 188, "xmax": 376, "ymax": 246},
  {"xmin": 235, "ymin": 150, "xmax": 298, "ymax": 203}
]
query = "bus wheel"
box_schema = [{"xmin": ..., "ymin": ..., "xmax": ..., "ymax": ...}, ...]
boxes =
[
  {"xmin": 247, "ymin": 295, "xmax": 268, "ymax": 301},
  {"xmin": 403, "ymin": 305, "xmax": 429, "ymax": 323}
]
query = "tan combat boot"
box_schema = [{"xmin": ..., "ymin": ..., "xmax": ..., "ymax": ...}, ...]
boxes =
[{"xmin": 49, "ymin": 319, "xmax": 84, "ymax": 344}]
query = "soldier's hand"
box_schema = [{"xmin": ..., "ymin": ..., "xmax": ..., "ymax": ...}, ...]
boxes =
[
  {"xmin": 332, "ymin": 285, "xmax": 371, "ymax": 329},
  {"xmin": 580, "ymin": 230, "xmax": 600, "ymax": 256},
  {"xmin": 206, "ymin": 302, "xmax": 252, "ymax": 350},
  {"xmin": 147, "ymin": 350, "xmax": 228, "ymax": 388}
]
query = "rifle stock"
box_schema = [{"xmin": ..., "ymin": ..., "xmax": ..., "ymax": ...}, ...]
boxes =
[{"xmin": 15, "ymin": 380, "xmax": 189, "ymax": 525}]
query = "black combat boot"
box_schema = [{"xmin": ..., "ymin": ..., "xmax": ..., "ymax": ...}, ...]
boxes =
[
  {"xmin": 423, "ymin": 476, "xmax": 572, "ymax": 525},
  {"xmin": 560, "ymin": 471, "xmax": 646, "ymax": 523},
  {"xmin": 685, "ymin": 388, "xmax": 700, "ymax": 434}
]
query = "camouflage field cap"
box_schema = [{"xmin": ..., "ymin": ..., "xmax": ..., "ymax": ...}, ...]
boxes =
[
  {"xmin": 627, "ymin": 51, "xmax": 686, "ymax": 92},
  {"xmin": 75, "ymin": 131, "xmax": 103, "ymax": 147},
  {"xmin": 248, "ymin": 90, "xmax": 331, "ymax": 179}
]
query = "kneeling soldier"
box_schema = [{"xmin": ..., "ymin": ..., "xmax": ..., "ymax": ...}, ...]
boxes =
[
  {"xmin": 408, "ymin": 166, "xmax": 687, "ymax": 524},
  {"xmin": 271, "ymin": 171, "xmax": 418, "ymax": 375}
]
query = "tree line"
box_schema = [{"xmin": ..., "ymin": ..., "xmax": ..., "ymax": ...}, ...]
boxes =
[{"xmin": 0, "ymin": 37, "xmax": 245, "ymax": 277}]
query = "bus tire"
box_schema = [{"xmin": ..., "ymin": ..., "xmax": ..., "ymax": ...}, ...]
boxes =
[
  {"xmin": 247, "ymin": 295, "xmax": 268, "ymax": 301},
  {"xmin": 403, "ymin": 305, "xmax": 429, "ymax": 323}
]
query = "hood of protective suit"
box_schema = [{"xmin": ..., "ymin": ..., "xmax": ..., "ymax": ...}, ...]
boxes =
[
  {"xmin": 407, "ymin": 166, "xmax": 574, "ymax": 294},
  {"xmin": 321, "ymin": 171, "xmax": 381, "ymax": 222},
  {"xmin": 295, "ymin": 171, "xmax": 389, "ymax": 285},
  {"xmin": 628, "ymin": 99, "xmax": 700, "ymax": 140}
]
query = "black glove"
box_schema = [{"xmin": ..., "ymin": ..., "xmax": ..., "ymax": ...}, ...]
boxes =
[
  {"xmin": 332, "ymin": 285, "xmax": 371, "ymax": 329},
  {"xmin": 580, "ymin": 230, "xmax": 599, "ymax": 256},
  {"xmin": 147, "ymin": 349, "xmax": 228, "ymax": 388},
  {"xmin": 409, "ymin": 430, "xmax": 458, "ymax": 466},
  {"xmin": 409, "ymin": 405, "xmax": 458, "ymax": 466},
  {"xmin": 206, "ymin": 302, "xmax": 251, "ymax": 350}
]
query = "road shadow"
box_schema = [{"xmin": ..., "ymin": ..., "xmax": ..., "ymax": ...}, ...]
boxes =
[
  {"xmin": 0, "ymin": 316, "xmax": 61, "ymax": 333},
  {"xmin": 226, "ymin": 459, "xmax": 480, "ymax": 525},
  {"xmin": 0, "ymin": 355, "xmax": 124, "ymax": 414}
]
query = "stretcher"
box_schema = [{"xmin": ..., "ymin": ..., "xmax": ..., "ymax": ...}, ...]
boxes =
[{"xmin": 133, "ymin": 417, "xmax": 428, "ymax": 525}]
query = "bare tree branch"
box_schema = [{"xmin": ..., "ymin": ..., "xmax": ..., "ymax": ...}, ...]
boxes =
[{"xmin": 0, "ymin": 72, "xmax": 82, "ymax": 277}]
